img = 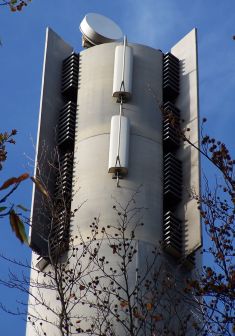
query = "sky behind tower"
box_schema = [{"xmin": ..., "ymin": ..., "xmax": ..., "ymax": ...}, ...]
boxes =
[{"xmin": 0, "ymin": 1, "xmax": 235, "ymax": 334}]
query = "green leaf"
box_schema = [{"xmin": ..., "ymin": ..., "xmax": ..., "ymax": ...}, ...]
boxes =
[
  {"xmin": 0, "ymin": 206, "xmax": 7, "ymax": 212},
  {"xmin": 16, "ymin": 204, "xmax": 29, "ymax": 212},
  {"xmin": 9, "ymin": 210, "xmax": 28, "ymax": 245},
  {"xmin": 31, "ymin": 176, "xmax": 49, "ymax": 198}
]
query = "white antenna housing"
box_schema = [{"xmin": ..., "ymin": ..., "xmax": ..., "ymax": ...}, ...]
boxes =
[
  {"xmin": 80, "ymin": 13, "xmax": 123, "ymax": 47},
  {"xmin": 112, "ymin": 43, "xmax": 133, "ymax": 99},
  {"xmin": 108, "ymin": 115, "xmax": 130, "ymax": 175}
]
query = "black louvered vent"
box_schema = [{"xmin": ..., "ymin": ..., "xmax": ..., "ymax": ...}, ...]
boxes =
[
  {"xmin": 183, "ymin": 253, "xmax": 196, "ymax": 270},
  {"xmin": 54, "ymin": 152, "xmax": 73, "ymax": 201},
  {"xmin": 49, "ymin": 208, "xmax": 70, "ymax": 260},
  {"xmin": 163, "ymin": 53, "xmax": 180, "ymax": 102},
  {"xmin": 47, "ymin": 52, "xmax": 79, "ymax": 261},
  {"xmin": 49, "ymin": 52, "xmax": 79, "ymax": 260},
  {"xmin": 163, "ymin": 211, "xmax": 182, "ymax": 258},
  {"xmin": 163, "ymin": 101, "xmax": 181, "ymax": 151},
  {"xmin": 163, "ymin": 153, "xmax": 182, "ymax": 206},
  {"xmin": 61, "ymin": 53, "xmax": 79, "ymax": 101},
  {"xmin": 58, "ymin": 101, "xmax": 76, "ymax": 149},
  {"xmin": 50, "ymin": 152, "xmax": 74, "ymax": 260},
  {"xmin": 162, "ymin": 52, "xmax": 185, "ymax": 261}
]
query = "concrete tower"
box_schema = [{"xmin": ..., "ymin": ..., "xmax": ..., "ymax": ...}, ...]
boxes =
[{"xmin": 27, "ymin": 14, "xmax": 201, "ymax": 336}]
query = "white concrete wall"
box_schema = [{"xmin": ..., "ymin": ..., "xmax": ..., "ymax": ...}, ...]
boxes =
[
  {"xmin": 171, "ymin": 29, "xmax": 202, "ymax": 256},
  {"xmin": 71, "ymin": 42, "xmax": 163, "ymax": 246}
]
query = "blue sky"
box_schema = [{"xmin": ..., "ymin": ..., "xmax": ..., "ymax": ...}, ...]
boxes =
[{"xmin": 0, "ymin": 1, "xmax": 235, "ymax": 334}]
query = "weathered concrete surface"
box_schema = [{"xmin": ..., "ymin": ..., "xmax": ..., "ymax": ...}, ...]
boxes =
[
  {"xmin": 71, "ymin": 42, "xmax": 163, "ymax": 246},
  {"xmin": 171, "ymin": 29, "xmax": 201, "ymax": 256}
]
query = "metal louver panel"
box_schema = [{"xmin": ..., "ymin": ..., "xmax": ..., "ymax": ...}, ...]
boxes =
[
  {"xmin": 163, "ymin": 102, "xmax": 181, "ymax": 150},
  {"xmin": 163, "ymin": 120, "xmax": 180, "ymax": 151},
  {"xmin": 163, "ymin": 52, "xmax": 180, "ymax": 102},
  {"xmin": 163, "ymin": 101, "xmax": 180, "ymax": 119},
  {"xmin": 49, "ymin": 208, "xmax": 70, "ymax": 260},
  {"xmin": 58, "ymin": 101, "xmax": 77, "ymax": 148},
  {"xmin": 163, "ymin": 211, "xmax": 182, "ymax": 258},
  {"xmin": 163, "ymin": 153, "xmax": 182, "ymax": 205},
  {"xmin": 61, "ymin": 53, "xmax": 79, "ymax": 101},
  {"xmin": 50, "ymin": 151, "xmax": 74, "ymax": 260},
  {"xmin": 54, "ymin": 152, "xmax": 73, "ymax": 201},
  {"xmin": 48, "ymin": 52, "xmax": 79, "ymax": 261}
]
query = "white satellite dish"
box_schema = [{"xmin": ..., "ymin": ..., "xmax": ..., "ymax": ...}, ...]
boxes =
[{"xmin": 80, "ymin": 13, "xmax": 123, "ymax": 46}]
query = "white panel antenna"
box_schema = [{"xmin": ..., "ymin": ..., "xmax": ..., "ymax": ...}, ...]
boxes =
[
  {"xmin": 108, "ymin": 115, "xmax": 130, "ymax": 176},
  {"xmin": 112, "ymin": 41, "xmax": 133, "ymax": 99}
]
